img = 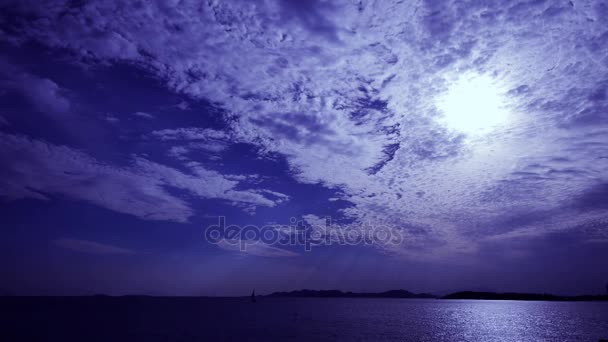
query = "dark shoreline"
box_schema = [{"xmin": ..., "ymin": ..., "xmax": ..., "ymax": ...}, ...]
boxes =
[
  {"xmin": 1, "ymin": 290, "xmax": 607, "ymax": 302},
  {"xmin": 267, "ymin": 289, "xmax": 608, "ymax": 301},
  {"xmin": 266, "ymin": 289, "xmax": 435, "ymax": 299}
]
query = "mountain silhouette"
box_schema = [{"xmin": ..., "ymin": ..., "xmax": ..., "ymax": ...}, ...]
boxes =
[{"xmin": 266, "ymin": 289, "xmax": 435, "ymax": 298}]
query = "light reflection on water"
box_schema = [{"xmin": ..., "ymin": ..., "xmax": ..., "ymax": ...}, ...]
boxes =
[
  {"xmin": 308, "ymin": 299, "xmax": 608, "ymax": 341},
  {"xmin": 434, "ymin": 300, "xmax": 606, "ymax": 341}
]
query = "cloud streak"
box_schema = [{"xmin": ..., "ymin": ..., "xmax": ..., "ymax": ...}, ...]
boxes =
[
  {"xmin": 217, "ymin": 240, "xmax": 299, "ymax": 258},
  {"xmin": 52, "ymin": 238, "xmax": 135, "ymax": 255}
]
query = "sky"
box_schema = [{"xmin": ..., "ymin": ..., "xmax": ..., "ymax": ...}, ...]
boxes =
[{"xmin": 0, "ymin": 0, "xmax": 607, "ymax": 296}]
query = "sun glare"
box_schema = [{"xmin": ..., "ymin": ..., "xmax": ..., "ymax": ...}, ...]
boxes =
[{"xmin": 437, "ymin": 73, "xmax": 509, "ymax": 135}]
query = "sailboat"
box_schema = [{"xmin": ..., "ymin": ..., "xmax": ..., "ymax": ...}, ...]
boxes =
[{"xmin": 251, "ymin": 289, "xmax": 256, "ymax": 303}]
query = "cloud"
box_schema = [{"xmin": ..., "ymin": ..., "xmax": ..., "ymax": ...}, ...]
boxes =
[
  {"xmin": 572, "ymin": 182, "xmax": 608, "ymax": 212},
  {"xmin": 0, "ymin": 132, "xmax": 289, "ymax": 222},
  {"xmin": 2, "ymin": 0, "xmax": 607, "ymax": 259},
  {"xmin": 0, "ymin": 58, "xmax": 70, "ymax": 114},
  {"xmin": 105, "ymin": 115, "xmax": 119, "ymax": 123},
  {"xmin": 150, "ymin": 127, "xmax": 229, "ymax": 142},
  {"xmin": 133, "ymin": 111, "xmax": 154, "ymax": 119},
  {"xmin": 217, "ymin": 240, "xmax": 299, "ymax": 258},
  {"xmin": 151, "ymin": 127, "xmax": 231, "ymax": 160},
  {"xmin": 167, "ymin": 145, "xmax": 189, "ymax": 161},
  {"xmin": 52, "ymin": 238, "xmax": 135, "ymax": 255},
  {"xmin": 176, "ymin": 101, "xmax": 189, "ymax": 110}
]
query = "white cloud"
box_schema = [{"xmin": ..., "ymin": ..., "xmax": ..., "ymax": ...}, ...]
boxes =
[
  {"xmin": 151, "ymin": 127, "xmax": 232, "ymax": 161},
  {"xmin": 133, "ymin": 111, "xmax": 154, "ymax": 119},
  {"xmin": 0, "ymin": 132, "xmax": 289, "ymax": 222},
  {"xmin": 150, "ymin": 128, "xmax": 229, "ymax": 141},
  {"xmin": 167, "ymin": 145, "xmax": 189, "ymax": 161}
]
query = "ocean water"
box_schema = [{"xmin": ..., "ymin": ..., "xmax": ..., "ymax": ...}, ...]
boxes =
[{"xmin": 1, "ymin": 297, "xmax": 607, "ymax": 341}]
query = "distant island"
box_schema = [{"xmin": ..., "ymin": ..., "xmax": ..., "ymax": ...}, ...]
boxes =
[
  {"xmin": 267, "ymin": 289, "xmax": 435, "ymax": 299},
  {"xmin": 442, "ymin": 291, "xmax": 608, "ymax": 302},
  {"xmin": 264, "ymin": 289, "xmax": 608, "ymax": 302}
]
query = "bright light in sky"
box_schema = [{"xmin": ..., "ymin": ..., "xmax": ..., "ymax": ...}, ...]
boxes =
[{"xmin": 438, "ymin": 74, "xmax": 509, "ymax": 135}]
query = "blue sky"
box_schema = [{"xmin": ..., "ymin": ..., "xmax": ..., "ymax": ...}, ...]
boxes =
[{"xmin": 0, "ymin": 0, "xmax": 607, "ymax": 296}]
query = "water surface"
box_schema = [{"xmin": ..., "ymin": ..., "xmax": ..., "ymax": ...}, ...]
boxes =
[{"xmin": 2, "ymin": 297, "xmax": 607, "ymax": 341}]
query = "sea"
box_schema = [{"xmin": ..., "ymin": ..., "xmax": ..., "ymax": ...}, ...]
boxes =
[{"xmin": 1, "ymin": 297, "xmax": 607, "ymax": 341}]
